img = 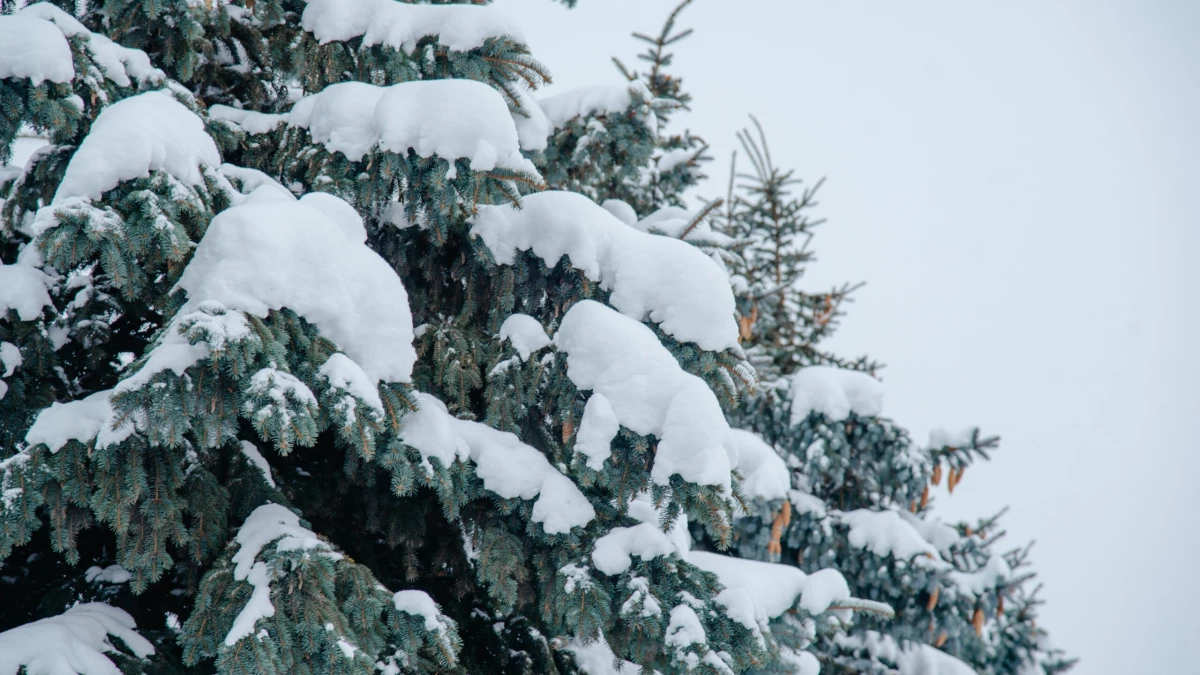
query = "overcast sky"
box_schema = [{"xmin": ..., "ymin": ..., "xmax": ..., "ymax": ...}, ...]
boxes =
[{"xmin": 504, "ymin": 0, "xmax": 1200, "ymax": 672}]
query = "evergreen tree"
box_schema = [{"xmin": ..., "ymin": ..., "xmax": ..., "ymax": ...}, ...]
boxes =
[
  {"xmin": 537, "ymin": 0, "xmax": 709, "ymax": 216},
  {"xmin": 0, "ymin": 1, "xmax": 1071, "ymax": 675},
  {"xmin": 704, "ymin": 121, "xmax": 1075, "ymax": 675}
]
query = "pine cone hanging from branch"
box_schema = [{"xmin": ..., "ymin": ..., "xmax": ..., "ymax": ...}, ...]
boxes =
[{"xmin": 766, "ymin": 500, "xmax": 792, "ymax": 560}]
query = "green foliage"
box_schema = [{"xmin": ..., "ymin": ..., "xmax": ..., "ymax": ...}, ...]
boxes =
[
  {"xmin": 0, "ymin": 1, "xmax": 1070, "ymax": 674},
  {"xmin": 708, "ymin": 118, "xmax": 1074, "ymax": 673},
  {"xmin": 537, "ymin": 0, "xmax": 709, "ymax": 217},
  {"xmin": 181, "ymin": 513, "xmax": 462, "ymax": 675},
  {"xmin": 610, "ymin": 0, "xmax": 709, "ymax": 211},
  {"xmin": 717, "ymin": 118, "xmax": 875, "ymax": 381}
]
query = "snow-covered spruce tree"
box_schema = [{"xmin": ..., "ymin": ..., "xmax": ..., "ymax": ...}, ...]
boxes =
[
  {"xmin": 0, "ymin": 7, "xmax": 457, "ymax": 671},
  {"xmin": 0, "ymin": 2, "xmax": 893, "ymax": 674},
  {"xmin": 696, "ymin": 122, "xmax": 1074, "ymax": 674},
  {"xmin": 0, "ymin": 8, "xmax": 215, "ymax": 640},
  {"xmin": 537, "ymin": 0, "xmax": 711, "ymax": 218}
]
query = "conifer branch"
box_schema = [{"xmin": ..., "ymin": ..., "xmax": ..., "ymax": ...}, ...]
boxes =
[{"xmin": 679, "ymin": 198, "xmax": 723, "ymax": 239}]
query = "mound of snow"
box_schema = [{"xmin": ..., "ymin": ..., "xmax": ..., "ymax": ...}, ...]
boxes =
[
  {"xmin": 565, "ymin": 633, "xmax": 642, "ymax": 675},
  {"xmin": 511, "ymin": 86, "xmax": 551, "ymax": 152},
  {"xmin": 576, "ymin": 393, "xmax": 619, "ymax": 471},
  {"xmin": 0, "ymin": 262, "xmax": 53, "ymax": 322},
  {"xmin": 49, "ymin": 90, "xmax": 218, "ymax": 205},
  {"xmin": 175, "ymin": 192, "xmax": 415, "ymax": 384},
  {"xmin": 539, "ymin": 82, "xmax": 654, "ymax": 128},
  {"xmin": 85, "ymin": 565, "xmax": 132, "ymax": 585},
  {"xmin": 16, "ymin": 4, "xmax": 161, "ymax": 87},
  {"xmin": 840, "ymin": 509, "xmax": 948, "ymax": 568},
  {"xmin": 301, "ymin": 0, "xmax": 524, "ymax": 51},
  {"xmin": 497, "ymin": 314, "xmax": 551, "ymax": 359},
  {"xmin": 688, "ymin": 552, "xmax": 850, "ymax": 619},
  {"xmin": 25, "ymin": 389, "xmax": 135, "ymax": 452},
  {"xmin": 392, "ymin": 590, "xmax": 451, "ymax": 633},
  {"xmin": 789, "ymin": 365, "xmax": 884, "ymax": 423},
  {"xmin": 289, "ymin": 79, "xmax": 539, "ymax": 177},
  {"xmin": 554, "ymin": 300, "xmax": 737, "ymax": 493},
  {"xmin": 0, "ymin": 603, "xmax": 154, "ymax": 675},
  {"xmin": 2, "ymin": 4, "xmax": 163, "ymax": 87},
  {"xmin": 635, "ymin": 205, "xmax": 734, "ymax": 247},
  {"xmin": 473, "ymin": 192, "xmax": 739, "ymax": 351},
  {"xmin": 209, "ymin": 105, "xmax": 289, "ymax": 134},
  {"xmin": 730, "ymin": 428, "xmax": 791, "ymax": 501},
  {"xmin": 0, "ymin": 15, "xmax": 73, "ymax": 85},
  {"xmin": 592, "ymin": 523, "xmax": 677, "ymax": 575},
  {"xmin": 398, "ymin": 392, "xmax": 594, "ymax": 534}
]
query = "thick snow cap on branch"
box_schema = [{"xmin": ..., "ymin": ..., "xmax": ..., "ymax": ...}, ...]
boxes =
[
  {"xmin": 778, "ymin": 650, "xmax": 822, "ymax": 675},
  {"xmin": 85, "ymin": 565, "xmax": 132, "ymax": 585},
  {"xmin": 1, "ymin": 4, "xmax": 162, "ymax": 87},
  {"xmin": 208, "ymin": 105, "xmax": 290, "ymax": 135},
  {"xmin": 539, "ymin": 81, "xmax": 655, "ymax": 128},
  {"xmin": 511, "ymin": 86, "xmax": 551, "ymax": 152},
  {"xmin": 688, "ymin": 552, "xmax": 851, "ymax": 620},
  {"xmin": 49, "ymin": 90, "xmax": 218, "ymax": 205},
  {"xmin": 25, "ymin": 389, "xmax": 135, "ymax": 452},
  {"xmin": 555, "ymin": 300, "xmax": 738, "ymax": 493},
  {"xmin": 231, "ymin": 504, "xmax": 337, "ymax": 582},
  {"xmin": 840, "ymin": 509, "xmax": 950, "ymax": 569},
  {"xmin": 215, "ymin": 87, "xmax": 550, "ymax": 158},
  {"xmin": 319, "ymin": 352, "xmax": 385, "ymax": 420},
  {"xmin": 0, "ymin": 341, "xmax": 19, "ymax": 400},
  {"xmin": 17, "ymin": 4, "xmax": 161, "ymax": 87},
  {"xmin": 0, "ymin": 603, "xmax": 154, "ymax": 675},
  {"xmin": 664, "ymin": 605, "xmax": 706, "ymax": 649},
  {"xmin": 789, "ymin": 365, "xmax": 885, "ymax": 424},
  {"xmin": 301, "ymin": 0, "xmax": 525, "ymax": 51},
  {"xmin": 392, "ymin": 590, "xmax": 451, "ymax": 633},
  {"xmin": 0, "ymin": 14, "xmax": 73, "ymax": 85},
  {"xmin": 299, "ymin": 191, "xmax": 367, "ymax": 243},
  {"xmin": 626, "ymin": 491, "xmax": 692, "ymax": 553},
  {"xmin": 0, "ymin": 261, "xmax": 53, "ymax": 322},
  {"xmin": 474, "ymin": 192, "xmax": 740, "ymax": 351},
  {"xmin": 175, "ymin": 192, "xmax": 415, "ymax": 383},
  {"xmin": 497, "ymin": 313, "xmax": 551, "ymax": 359},
  {"xmin": 592, "ymin": 523, "xmax": 678, "ymax": 575},
  {"xmin": 576, "ymin": 392, "xmax": 619, "ymax": 471},
  {"xmin": 398, "ymin": 392, "xmax": 594, "ymax": 534},
  {"xmin": 730, "ymin": 428, "xmax": 791, "ymax": 501},
  {"xmin": 288, "ymin": 79, "xmax": 539, "ymax": 177}
]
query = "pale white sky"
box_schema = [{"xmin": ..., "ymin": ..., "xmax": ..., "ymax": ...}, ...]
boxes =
[{"xmin": 504, "ymin": 0, "xmax": 1200, "ymax": 672}]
